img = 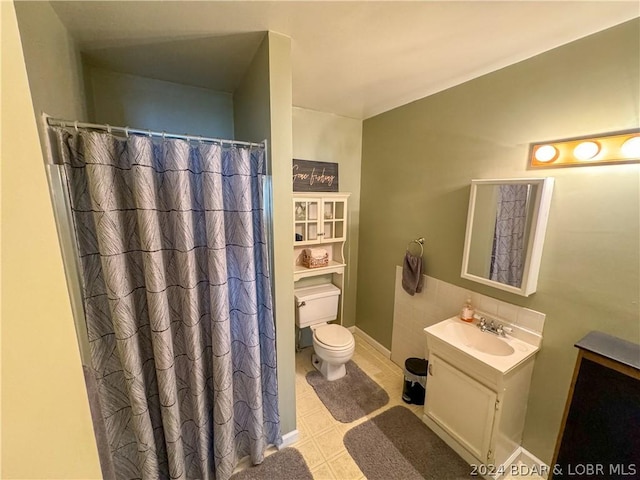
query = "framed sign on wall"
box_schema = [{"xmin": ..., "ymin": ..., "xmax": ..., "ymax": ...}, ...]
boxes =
[{"xmin": 292, "ymin": 159, "xmax": 339, "ymax": 192}]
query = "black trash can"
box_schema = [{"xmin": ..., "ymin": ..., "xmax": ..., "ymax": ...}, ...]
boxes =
[{"xmin": 402, "ymin": 357, "xmax": 428, "ymax": 405}]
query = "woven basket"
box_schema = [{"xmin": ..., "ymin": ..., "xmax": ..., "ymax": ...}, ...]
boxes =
[{"xmin": 302, "ymin": 251, "xmax": 329, "ymax": 269}]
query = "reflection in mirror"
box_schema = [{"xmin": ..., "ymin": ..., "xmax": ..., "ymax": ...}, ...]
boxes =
[
  {"xmin": 467, "ymin": 183, "xmax": 535, "ymax": 288},
  {"xmin": 461, "ymin": 178, "xmax": 554, "ymax": 296}
]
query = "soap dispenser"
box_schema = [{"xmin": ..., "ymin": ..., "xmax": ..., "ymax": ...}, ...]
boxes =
[{"xmin": 461, "ymin": 297, "xmax": 474, "ymax": 322}]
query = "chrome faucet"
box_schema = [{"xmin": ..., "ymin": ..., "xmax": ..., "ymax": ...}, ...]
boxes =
[
  {"xmin": 478, "ymin": 317, "xmax": 488, "ymax": 331},
  {"xmin": 477, "ymin": 316, "xmax": 512, "ymax": 337}
]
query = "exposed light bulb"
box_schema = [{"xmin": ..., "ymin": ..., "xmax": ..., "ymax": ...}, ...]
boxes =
[
  {"xmin": 621, "ymin": 136, "xmax": 640, "ymax": 158},
  {"xmin": 573, "ymin": 141, "xmax": 600, "ymax": 161},
  {"xmin": 534, "ymin": 145, "xmax": 558, "ymax": 162}
]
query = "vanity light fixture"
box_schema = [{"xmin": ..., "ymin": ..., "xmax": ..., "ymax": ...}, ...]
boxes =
[
  {"xmin": 533, "ymin": 144, "xmax": 558, "ymax": 163},
  {"xmin": 621, "ymin": 135, "xmax": 640, "ymax": 158},
  {"xmin": 529, "ymin": 130, "xmax": 640, "ymax": 168},
  {"xmin": 573, "ymin": 141, "xmax": 600, "ymax": 161}
]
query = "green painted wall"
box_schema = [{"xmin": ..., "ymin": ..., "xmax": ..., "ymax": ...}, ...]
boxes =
[
  {"xmin": 6, "ymin": 2, "xmax": 102, "ymax": 477},
  {"xmin": 84, "ymin": 66, "xmax": 234, "ymax": 139},
  {"xmin": 234, "ymin": 31, "xmax": 296, "ymax": 437},
  {"xmin": 358, "ymin": 19, "xmax": 639, "ymax": 463}
]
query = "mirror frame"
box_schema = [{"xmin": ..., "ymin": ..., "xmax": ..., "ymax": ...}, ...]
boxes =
[{"xmin": 461, "ymin": 177, "xmax": 554, "ymax": 296}]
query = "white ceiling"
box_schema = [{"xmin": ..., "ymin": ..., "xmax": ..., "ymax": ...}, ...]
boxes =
[{"xmin": 51, "ymin": 1, "xmax": 639, "ymax": 120}]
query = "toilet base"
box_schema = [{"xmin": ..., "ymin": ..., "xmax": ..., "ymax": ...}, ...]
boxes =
[{"xmin": 312, "ymin": 353, "xmax": 347, "ymax": 381}]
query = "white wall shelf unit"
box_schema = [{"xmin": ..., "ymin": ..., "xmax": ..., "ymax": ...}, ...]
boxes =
[{"xmin": 293, "ymin": 192, "xmax": 350, "ymax": 282}]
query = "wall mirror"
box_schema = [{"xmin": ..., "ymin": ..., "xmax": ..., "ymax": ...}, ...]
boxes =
[{"xmin": 461, "ymin": 177, "xmax": 554, "ymax": 296}]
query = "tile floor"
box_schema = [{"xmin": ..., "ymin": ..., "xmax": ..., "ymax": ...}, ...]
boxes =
[
  {"xmin": 291, "ymin": 332, "xmax": 423, "ymax": 479},
  {"xmin": 236, "ymin": 331, "xmax": 545, "ymax": 479}
]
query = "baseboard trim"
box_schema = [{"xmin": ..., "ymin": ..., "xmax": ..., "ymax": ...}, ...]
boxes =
[
  {"xmin": 505, "ymin": 447, "xmax": 550, "ymax": 479},
  {"xmin": 278, "ymin": 429, "xmax": 299, "ymax": 449},
  {"xmin": 354, "ymin": 327, "xmax": 391, "ymax": 358},
  {"xmin": 422, "ymin": 415, "xmax": 550, "ymax": 480},
  {"xmin": 497, "ymin": 448, "xmax": 525, "ymax": 480}
]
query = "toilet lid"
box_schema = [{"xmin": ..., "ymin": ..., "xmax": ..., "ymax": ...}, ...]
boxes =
[{"xmin": 314, "ymin": 324, "xmax": 353, "ymax": 348}]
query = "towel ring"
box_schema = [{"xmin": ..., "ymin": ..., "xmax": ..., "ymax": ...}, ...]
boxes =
[{"xmin": 406, "ymin": 237, "xmax": 425, "ymax": 257}]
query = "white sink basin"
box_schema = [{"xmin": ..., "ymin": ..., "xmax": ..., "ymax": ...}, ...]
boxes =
[
  {"xmin": 443, "ymin": 321, "xmax": 515, "ymax": 356},
  {"xmin": 425, "ymin": 317, "xmax": 539, "ymax": 373}
]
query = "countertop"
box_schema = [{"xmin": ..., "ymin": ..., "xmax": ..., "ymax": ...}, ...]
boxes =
[{"xmin": 575, "ymin": 331, "xmax": 640, "ymax": 371}]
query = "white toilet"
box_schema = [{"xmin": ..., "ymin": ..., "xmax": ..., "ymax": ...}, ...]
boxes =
[{"xmin": 294, "ymin": 284, "xmax": 355, "ymax": 381}]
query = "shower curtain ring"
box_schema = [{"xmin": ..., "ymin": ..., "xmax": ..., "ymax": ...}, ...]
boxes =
[
  {"xmin": 147, "ymin": 129, "xmax": 152, "ymax": 138},
  {"xmin": 124, "ymin": 127, "xmax": 129, "ymax": 138},
  {"xmin": 106, "ymin": 124, "xmax": 112, "ymax": 134},
  {"xmin": 74, "ymin": 120, "xmax": 79, "ymax": 132}
]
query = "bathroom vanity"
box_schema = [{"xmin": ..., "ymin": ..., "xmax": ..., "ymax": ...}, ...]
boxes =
[{"xmin": 423, "ymin": 316, "xmax": 540, "ymax": 475}]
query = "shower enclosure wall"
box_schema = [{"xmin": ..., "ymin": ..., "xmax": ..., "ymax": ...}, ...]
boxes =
[{"xmin": 13, "ymin": 11, "xmax": 297, "ymax": 476}]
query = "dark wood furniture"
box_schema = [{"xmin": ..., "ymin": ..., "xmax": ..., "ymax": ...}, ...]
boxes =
[{"xmin": 550, "ymin": 331, "xmax": 640, "ymax": 479}]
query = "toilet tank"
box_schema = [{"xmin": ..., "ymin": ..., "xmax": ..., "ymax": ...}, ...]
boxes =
[{"xmin": 294, "ymin": 284, "xmax": 341, "ymax": 328}]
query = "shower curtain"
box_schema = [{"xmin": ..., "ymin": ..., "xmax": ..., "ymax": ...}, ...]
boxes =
[
  {"xmin": 489, "ymin": 184, "xmax": 529, "ymax": 288},
  {"xmin": 51, "ymin": 128, "xmax": 281, "ymax": 480}
]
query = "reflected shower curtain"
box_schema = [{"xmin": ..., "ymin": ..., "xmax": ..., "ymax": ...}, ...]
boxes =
[
  {"xmin": 490, "ymin": 184, "xmax": 529, "ymax": 287},
  {"xmin": 52, "ymin": 128, "xmax": 281, "ymax": 480}
]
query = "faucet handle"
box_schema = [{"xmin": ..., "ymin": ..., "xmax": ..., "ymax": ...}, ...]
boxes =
[
  {"xmin": 496, "ymin": 324, "xmax": 513, "ymax": 337},
  {"xmin": 478, "ymin": 317, "xmax": 487, "ymax": 331}
]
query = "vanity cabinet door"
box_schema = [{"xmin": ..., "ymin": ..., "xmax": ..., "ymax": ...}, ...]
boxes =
[{"xmin": 425, "ymin": 354, "xmax": 497, "ymax": 462}]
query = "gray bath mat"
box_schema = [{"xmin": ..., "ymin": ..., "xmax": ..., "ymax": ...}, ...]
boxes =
[
  {"xmin": 230, "ymin": 448, "xmax": 312, "ymax": 480},
  {"xmin": 305, "ymin": 360, "xmax": 389, "ymax": 423},
  {"xmin": 343, "ymin": 406, "xmax": 470, "ymax": 480}
]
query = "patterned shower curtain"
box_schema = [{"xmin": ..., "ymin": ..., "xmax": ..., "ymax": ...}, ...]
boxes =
[
  {"xmin": 489, "ymin": 184, "xmax": 529, "ymax": 288},
  {"xmin": 52, "ymin": 128, "xmax": 281, "ymax": 480}
]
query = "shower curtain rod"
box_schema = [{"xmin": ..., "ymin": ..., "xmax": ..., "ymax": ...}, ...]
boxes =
[{"xmin": 46, "ymin": 116, "xmax": 265, "ymax": 148}]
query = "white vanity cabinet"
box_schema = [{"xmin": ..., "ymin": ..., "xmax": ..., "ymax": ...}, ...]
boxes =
[
  {"xmin": 425, "ymin": 354, "xmax": 498, "ymax": 463},
  {"xmin": 423, "ymin": 317, "xmax": 539, "ymax": 476}
]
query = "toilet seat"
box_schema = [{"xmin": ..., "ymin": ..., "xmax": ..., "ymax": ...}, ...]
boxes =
[{"xmin": 313, "ymin": 324, "xmax": 354, "ymax": 350}]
